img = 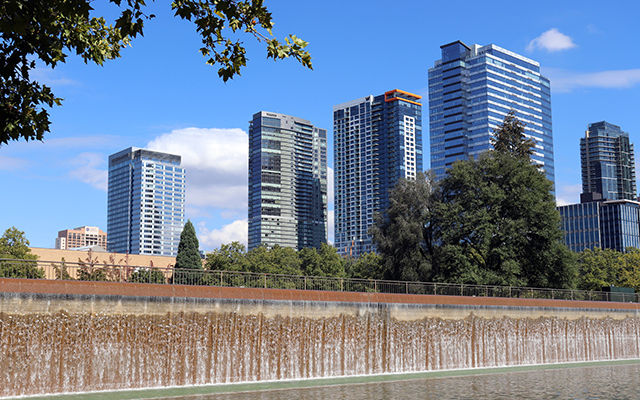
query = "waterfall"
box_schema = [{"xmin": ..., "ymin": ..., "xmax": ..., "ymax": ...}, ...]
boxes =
[{"xmin": 1, "ymin": 309, "xmax": 639, "ymax": 397}]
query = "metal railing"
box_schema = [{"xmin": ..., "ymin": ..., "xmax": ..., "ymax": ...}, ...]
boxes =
[{"xmin": 0, "ymin": 258, "xmax": 638, "ymax": 303}]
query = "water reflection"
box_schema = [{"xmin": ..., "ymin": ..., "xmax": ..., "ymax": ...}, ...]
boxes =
[{"xmin": 173, "ymin": 363, "xmax": 640, "ymax": 400}]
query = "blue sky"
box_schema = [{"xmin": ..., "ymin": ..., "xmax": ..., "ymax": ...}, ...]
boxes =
[{"xmin": 2, "ymin": 0, "xmax": 640, "ymax": 251}]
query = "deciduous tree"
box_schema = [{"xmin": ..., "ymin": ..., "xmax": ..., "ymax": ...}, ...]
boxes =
[
  {"xmin": 0, "ymin": 226, "xmax": 44, "ymax": 278},
  {"xmin": 299, "ymin": 243, "xmax": 345, "ymax": 278},
  {"xmin": 371, "ymin": 172, "xmax": 434, "ymax": 282},
  {"xmin": 1, "ymin": 0, "xmax": 312, "ymax": 144},
  {"xmin": 430, "ymin": 114, "xmax": 576, "ymax": 288},
  {"xmin": 345, "ymin": 252, "xmax": 384, "ymax": 281},
  {"xmin": 204, "ymin": 241, "xmax": 248, "ymax": 271}
]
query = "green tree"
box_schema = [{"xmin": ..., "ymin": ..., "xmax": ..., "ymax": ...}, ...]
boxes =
[
  {"xmin": 0, "ymin": 227, "xmax": 44, "ymax": 278},
  {"xmin": 241, "ymin": 245, "xmax": 301, "ymax": 289},
  {"xmin": 1, "ymin": 0, "xmax": 312, "ymax": 145},
  {"xmin": 575, "ymin": 247, "xmax": 640, "ymax": 292},
  {"xmin": 490, "ymin": 110, "xmax": 535, "ymax": 159},
  {"xmin": 245, "ymin": 245, "xmax": 301, "ymax": 275},
  {"xmin": 430, "ymin": 115, "xmax": 576, "ymax": 288},
  {"xmin": 371, "ymin": 171, "xmax": 434, "ymax": 281},
  {"xmin": 299, "ymin": 244, "xmax": 345, "ymax": 277},
  {"xmin": 576, "ymin": 248, "xmax": 623, "ymax": 291},
  {"xmin": 620, "ymin": 248, "xmax": 640, "ymax": 291},
  {"xmin": 173, "ymin": 220, "xmax": 203, "ymax": 284},
  {"xmin": 204, "ymin": 241, "xmax": 248, "ymax": 271},
  {"xmin": 298, "ymin": 244, "xmax": 345, "ymax": 291},
  {"xmin": 345, "ymin": 252, "xmax": 384, "ymax": 280}
]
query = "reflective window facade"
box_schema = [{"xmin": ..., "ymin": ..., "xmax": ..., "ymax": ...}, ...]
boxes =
[
  {"xmin": 428, "ymin": 41, "xmax": 554, "ymax": 186},
  {"xmin": 248, "ymin": 111, "xmax": 327, "ymax": 250},
  {"xmin": 558, "ymin": 200, "xmax": 640, "ymax": 253},
  {"xmin": 581, "ymin": 121, "xmax": 636, "ymax": 200},
  {"xmin": 333, "ymin": 90, "xmax": 423, "ymax": 257},
  {"xmin": 107, "ymin": 147, "xmax": 185, "ymax": 256}
]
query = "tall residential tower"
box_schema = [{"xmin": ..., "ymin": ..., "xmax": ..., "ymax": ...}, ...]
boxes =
[
  {"xmin": 428, "ymin": 41, "xmax": 553, "ymax": 184},
  {"xmin": 558, "ymin": 121, "xmax": 639, "ymax": 253},
  {"xmin": 107, "ymin": 147, "xmax": 185, "ymax": 256},
  {"xmin": 333, "ymin": 90, "xmax": 422, "ymax": 257},
  {"xmin": 248, "ymin": 111, "xmax": 328, "ymax": 250},
  {"xmin": 581, "ymin": 121, "xmax": 636, "ymax": 201}
]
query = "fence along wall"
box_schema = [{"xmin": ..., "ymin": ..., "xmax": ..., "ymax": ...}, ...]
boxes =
[{"xmin": 1, "ymin": 279, "xmax": 640, "ymax": 397}]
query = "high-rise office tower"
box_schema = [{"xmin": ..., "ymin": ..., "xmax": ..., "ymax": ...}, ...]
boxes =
[
  {"xmin": 107, "ymin": 147, "xmax": 185, "ymax": 256},
  {"xmin": 333, "ymin": 90, "xmax": 422, "ymax": 257},
  {"xmin": 558, "ymin": 200, "xmax": 640, "ymax": 253},
  {"xmin": 428, "ymin": 41, "xmax": 553, "ymax": 184},
  {"xmin": 248, "ymin": 111, "xmax": 328, "ymax": 250},
  {"xmin": 581, "ymin": 121, "xmax": 636, "ymax": 201}
]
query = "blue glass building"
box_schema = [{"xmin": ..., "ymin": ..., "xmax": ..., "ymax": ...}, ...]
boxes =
[
  {"xmin": 248, "ymin": 111, "xmax": 327, "ymax": 250},
  {"xmin": 428, "ymin": 41, "xmax": 554, "ymax": 184},
  {"xmin": 107, "ymin": 147, "xmax": 186, "ymax": 256},
  {"xmin": 333, "ymin": 90, "xmax": 422, "ymax": 257},
  {"xmin": 581, "ymin": 121, "xmax": 636, "ymax": 200},
  {"xmin": 558, "ymin": 200, "xmax": 640, "ymax": 253}
]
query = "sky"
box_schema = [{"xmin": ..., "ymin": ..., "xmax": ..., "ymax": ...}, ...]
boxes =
[{"xmin": 2, "ymin": 0, "xmax": 640, "ymax": 251}]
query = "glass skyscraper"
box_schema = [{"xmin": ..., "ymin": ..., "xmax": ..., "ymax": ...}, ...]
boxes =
[
  {"xmin": 428, "ymin": 41, "xmax": 554, "ymax": 184},
  {"xmin": 581, "ymin": 121, "xmax": 636, "ymax": 201},
  {"xmin": 248, "ymin": 111, "xmax": 327, "ymax": 250},
  {"xmin": 333, "ymin": 90, "xmax": 422, "ymax": 257},
  {"xmin": 107, "ymin": 147, "xmax": 185, "ymax": 256},
  {"xmin": 558, "ymin": 200, "xmax": 640, "ymax": 253}
]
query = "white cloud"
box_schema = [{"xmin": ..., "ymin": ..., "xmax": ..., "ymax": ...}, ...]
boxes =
[
  {"xmin": 146, "ymin": 127, "xmax": 248, "ymax": 213},
  {"xmin": 527, "ymin": 28, "xmax": 576, "ymax": 52},
  {"xmin": 0, "ymin": 155, "xmax": 28, "ymax": 170},
  {"xmin": 198, "ymin": 219, "xmax": 248, "ymax": 250},
  {"xmin": 545, "ymin": 67, "xmax": 640, "ymax": 93},
  {"xmin": 556, "ymin": 184, "xmax": 582, "ymax": 206},
  {"xmin": 69, "ymin": 152, "xmax": 108, "ymax": 191}
]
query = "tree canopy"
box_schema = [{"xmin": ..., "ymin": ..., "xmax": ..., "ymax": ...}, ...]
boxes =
[
  {"xmin": 428, "ymin": 114, "xmax": 576, "ymax": 288},
  {"xmin": 576, "ymin": 247, "xmax": 640, "ymax": 291},
  {"xmin": 0, "ymin": 226, "xmax": 44, "ymax": 278},
  {"xmin": 0, "ymin": 226, "xmax": 37, "ymax": 260},
  {"xmin": 371, "ymin": 171, "xmax": 434, "ymax": 282},
  {"xmin": 0, "ymin": 0, "xmax": 312, "ymax": 144},
  {"xmin": 369, "ymin": 113, "xmax": 577, "ymax": 289}
]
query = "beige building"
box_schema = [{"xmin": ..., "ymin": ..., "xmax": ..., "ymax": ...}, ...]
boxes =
[
  {"xmin": 30, "ymin": 247, "xmax": 179, "ymax": 280},
  {"xmin": 55, "ymin": 226, "xmax": 107, "ymax": 250}
]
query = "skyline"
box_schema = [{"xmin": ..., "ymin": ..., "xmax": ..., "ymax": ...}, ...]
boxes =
[{"xmin": 2, "ymin": 1, "xmax": 640, "ymax": 251}]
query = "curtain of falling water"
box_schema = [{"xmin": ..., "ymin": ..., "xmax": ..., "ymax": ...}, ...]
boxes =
[{"xmin": 1, "ymin": 311, "xmax": 639, "ymax": 397}]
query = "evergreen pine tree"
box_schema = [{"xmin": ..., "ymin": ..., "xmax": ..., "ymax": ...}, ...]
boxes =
[
  {"xmin": 490, "ymin": 110, "xmax": 535, "ymax": 159},
  {"xmin": 173, "ymin": 220, "xmax": 203, "ymax": 284}
]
